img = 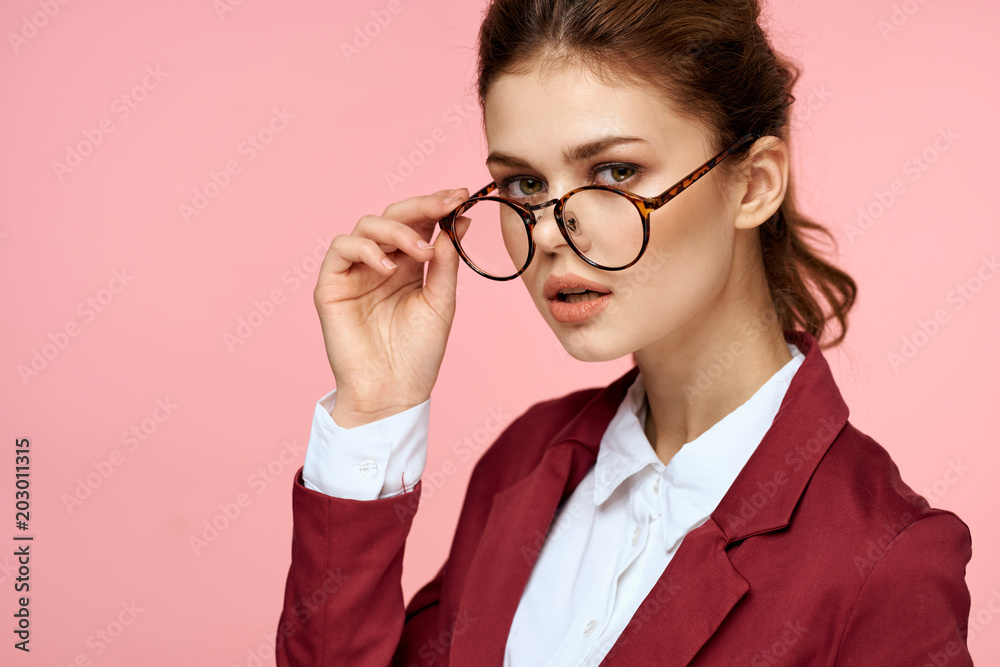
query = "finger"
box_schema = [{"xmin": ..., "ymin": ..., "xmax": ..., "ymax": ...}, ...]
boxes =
[
  {"xmin": 322, "ymin": 191, "xmax": 472, "ymax": 279},
  {"xmin": 381, "ymin": 188, "xmax": 468, "ymax": 220},
  {"xmin": 425, "ymin": 211, "xmax": 477, "ymax": 294},
  {"xmin": 381, "ymin": 189, "xmax": 471, "ymax": 241},
  {"xmin": 453, "ymin": 215, "xmax": 472, "ymax": 242},
  {"xmin": 354, "ymin": 215, "xmax": 439, "ymax": 257},
  {"xmin": 423, "ymin": 219, "xmax": 462, "ymax": 308},
  {"xmin": 322, "ymin": 234, "xmax": 409, "ymax": 276}
]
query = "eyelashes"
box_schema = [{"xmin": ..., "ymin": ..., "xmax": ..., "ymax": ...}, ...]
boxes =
[{"xmin": 498, "ymin": 163, "xmax": 644, "ymax": 200}]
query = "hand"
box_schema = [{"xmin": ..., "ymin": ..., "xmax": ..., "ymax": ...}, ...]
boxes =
[{"xmin": 314, "ymin": 188, "xmax": 470, "ymax": 427}]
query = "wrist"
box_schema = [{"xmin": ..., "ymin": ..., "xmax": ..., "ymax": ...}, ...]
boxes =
[{"xmin": 330, "ymin": 395, "xmax": 427, "ymax": 428}]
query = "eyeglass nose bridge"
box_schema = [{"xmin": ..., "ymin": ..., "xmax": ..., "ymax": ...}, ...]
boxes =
[
  {"xmin": 523, "ymin": 196, "xmax": 560, "ymax": 220},
  {"xmin": 520, "ymin": 196, "xmax": 576, "ymax": 251}
]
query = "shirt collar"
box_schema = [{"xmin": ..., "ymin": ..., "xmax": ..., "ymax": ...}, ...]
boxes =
[{"xmin": 592, "ymin": 342, "xmax": 806, "ymax": 552}]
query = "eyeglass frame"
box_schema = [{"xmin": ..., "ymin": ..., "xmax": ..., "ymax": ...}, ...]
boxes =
[{"xmin": 437, "ymin": 131, "xmax": 762, "ymax": 281}]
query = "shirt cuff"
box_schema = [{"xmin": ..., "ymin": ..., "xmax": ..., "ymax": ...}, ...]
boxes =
[{"xmin": 301, "ymin": 389, "xmax": 429, "ymax": 501}]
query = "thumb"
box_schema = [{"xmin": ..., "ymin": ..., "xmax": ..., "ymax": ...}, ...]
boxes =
[{"xmin": 423, "ymin": 214, "xmax": 463, "ymax": 312}]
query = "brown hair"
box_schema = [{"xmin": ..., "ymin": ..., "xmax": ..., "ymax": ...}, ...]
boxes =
[{"xmin": 476, "ymin": 0, "xmax": 857, "ymax": 347}]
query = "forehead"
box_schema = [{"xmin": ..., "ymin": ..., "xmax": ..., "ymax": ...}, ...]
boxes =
[{"xmin": 483, "ymin": 60, "xmax": 703, "ymax": 160}]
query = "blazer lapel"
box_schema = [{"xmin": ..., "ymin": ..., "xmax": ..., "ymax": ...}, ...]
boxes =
[
  {"xmin": 604, "ymin": 330, "xmax": 850, "ymax": 665},
  {"xmin": 450, "ymin": 369, "xmax": 638, "ymax": 666},
  {"xmin": 600, "ymin": 518, "xmax": 749, "ymax": 666},
  {"xmin": 450, "ymin": 443, "xmax": 591, "ymax": 666},
  {"xmin": 450, "ymin": 330, "xmax": 848, "ymax": 666},
  {"xmin": 712, "ymin": 330, "xmax": 849, "ymax": 542}
]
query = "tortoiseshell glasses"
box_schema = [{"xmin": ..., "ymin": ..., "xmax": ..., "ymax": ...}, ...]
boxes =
[{"xmin": 437, "ymin": 132, "xmax": 760, "ymax": 281}]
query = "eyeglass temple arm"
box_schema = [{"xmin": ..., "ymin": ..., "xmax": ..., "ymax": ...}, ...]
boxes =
[
  {"xmin": 437, "ymin": 182, "xmax": 498, "ymax": 226},
  {"xmin": 471, "ymin": 183, "xmax": 497, "ymax": 198},
  {"xmin": 647, "ymin": 132, "xmax": 760, "ymax": 208}
]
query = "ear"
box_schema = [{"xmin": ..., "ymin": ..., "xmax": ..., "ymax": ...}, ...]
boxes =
[{"xmin": 734, "ymin": 136, "xmax": 789, "ymax": 230}]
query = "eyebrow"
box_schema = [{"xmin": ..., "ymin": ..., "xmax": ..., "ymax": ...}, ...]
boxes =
[{"xmin": 485, "ymin": 136, "xmax": 648, "ymax": 169}]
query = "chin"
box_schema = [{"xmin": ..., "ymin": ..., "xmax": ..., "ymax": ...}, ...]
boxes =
[{"xmin": 555, "ymin": 334, "xmax": 633, "ymax": 364}]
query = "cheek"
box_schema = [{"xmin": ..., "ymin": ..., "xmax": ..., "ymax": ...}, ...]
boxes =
[
  {"xmin": 655, "ymin": 187, "xmax": 734, "ymax": 274},
  {"xmin": 611, "ymin": 191, "xmax": 735, "ymax": 313},
  {"xmin": 653, "ymin": 186, "xmax": 732, "ymax": 253},
  {"xmin": 519, "ymin": 262, "xmax": 545, "ymax": 310}
]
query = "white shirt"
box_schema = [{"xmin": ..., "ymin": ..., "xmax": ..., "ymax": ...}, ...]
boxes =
[{"xmin": 301, "ymin": 342, "xmax": 805, "ymax": 666}]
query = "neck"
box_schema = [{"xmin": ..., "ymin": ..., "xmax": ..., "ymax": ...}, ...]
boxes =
[{"xmin": 635, "ymin": 291, "xmax": 792, "ymax": 468}]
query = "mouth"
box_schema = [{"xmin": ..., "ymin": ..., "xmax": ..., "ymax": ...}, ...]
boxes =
[
  {"xmin": 543, "ymin": 273, "xmax": 613, "ymax": 324},
  {"xmin": 543, "ymin": 273, "xmax": 613, "ymax": 301},
  {"xmin": 557, "ymin": 289, "xmax": 607, "ymax": 304}
]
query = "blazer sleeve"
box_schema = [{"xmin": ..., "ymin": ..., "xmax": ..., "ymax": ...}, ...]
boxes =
[
  {"xmin": 834, "ymin": 512, "xmax": 974, "ymax": 666},
  {"xmin": 276, "ymin": 467, "xmax": 440, "ymax": 666}
]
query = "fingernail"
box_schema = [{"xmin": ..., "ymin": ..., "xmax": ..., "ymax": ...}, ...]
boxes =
[
  {"xmin": 443, "ymin": 188, "xmax": 466, "ymax": 204},
  {"xmin": 416, "ymin": 240, "xmax": 433, "ymax": 250},
  {"xmin": 382, "ymin": 257, "xmax": 397, "ymax": 270}
]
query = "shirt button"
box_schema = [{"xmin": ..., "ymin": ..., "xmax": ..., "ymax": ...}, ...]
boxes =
[
  {"xmin": 632, "ymin": 525, "xmax": 642, "ymax": 545},
  {"xmin": 583, "ymin": 619, "xmax": 598, "ymax": 636},
  {"xmin": 358, "ymin": 458, "xmax": 378, "ymax": 479},
  {"xmin": 653, "ymin": 478, "xmax": 660, "ymax": 493}
]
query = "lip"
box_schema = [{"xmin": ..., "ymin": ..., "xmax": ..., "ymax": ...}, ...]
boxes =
[
  {"xmin": 543, "ymin": 273, "xmax": 613, "ymax": 301},
  {"xmin": 543, "ymin": 273, "xmax": 613, "ymax": 324}
]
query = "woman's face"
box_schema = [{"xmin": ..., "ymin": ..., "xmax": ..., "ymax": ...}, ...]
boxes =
[{"xmin": 482, "ymin": 60, "xmax": 752, "ymax": 362}]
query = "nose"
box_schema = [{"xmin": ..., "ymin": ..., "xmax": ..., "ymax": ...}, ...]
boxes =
[{"xmin": 529, "ymin": 199, "xmax": 568, "ymax": 257}]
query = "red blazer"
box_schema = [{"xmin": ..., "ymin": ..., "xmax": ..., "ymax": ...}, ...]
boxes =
[{"xmin": 276, "ymin": 331, "xmax": 973, "ymax": 666}]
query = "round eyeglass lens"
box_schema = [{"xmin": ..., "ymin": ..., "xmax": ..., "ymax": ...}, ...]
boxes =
[
  {"xmin": 453, "ymin": 199, "xmax": 531, "ymax": 279},
  {"xmin": 560, "ymin": 189, "xmax": 644, "ymax": 269}
]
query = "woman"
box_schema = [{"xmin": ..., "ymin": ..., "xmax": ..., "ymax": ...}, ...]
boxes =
[{"xmin": 277, "ymin": 0, "xmax": 972, "ymax": 664}]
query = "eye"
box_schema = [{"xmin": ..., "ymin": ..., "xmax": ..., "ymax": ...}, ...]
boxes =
[
  {"xmin": 500, "ymin": 177, "xmax": 546, "ymax": 200},
  {"xmin": 595, "ymin": 164, "xmax": 637, "ymax": 186}
]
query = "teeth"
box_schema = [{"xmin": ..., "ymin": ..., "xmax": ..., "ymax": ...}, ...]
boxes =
[{"xmin": 564, "ymin": 291, "xmax": 603, "ymax": 304}]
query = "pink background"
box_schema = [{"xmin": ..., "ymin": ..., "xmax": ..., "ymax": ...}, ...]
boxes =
[{"xmin": 2, "ymin": 0, "xmax": 998, "ymax": 664}]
